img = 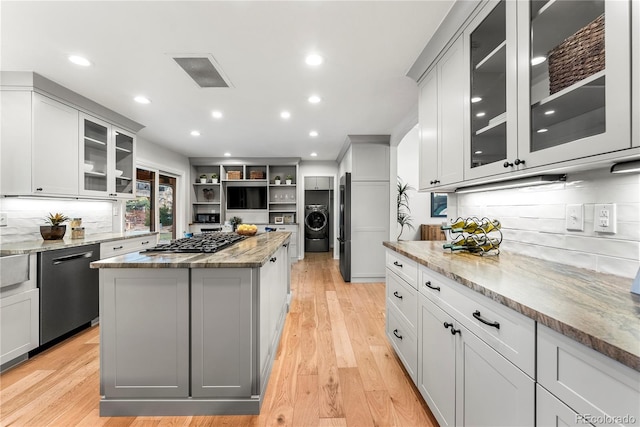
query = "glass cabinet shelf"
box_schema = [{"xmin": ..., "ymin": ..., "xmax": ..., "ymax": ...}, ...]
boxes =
[
  {"xmin": 475, "ymin": 41, "xmax": 506, "ymax": 72},
  {"xmin": 85, "ymin": 136, "xmax": 107, "ymax": 147}
]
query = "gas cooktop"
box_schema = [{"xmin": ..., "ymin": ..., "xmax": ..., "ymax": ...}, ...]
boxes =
[{"xmin": 143, "ymin": 232, "xmax": 246, "ymax": 254}]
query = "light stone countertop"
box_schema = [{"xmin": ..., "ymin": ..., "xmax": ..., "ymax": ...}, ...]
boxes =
[
  {"xmin": 383, "ymin": 240, "xmax": 640, "ymax": 372},
  {"xmin": 90, "ymin": 231, "xmax": 291, "ymax": 269},
  {"xmin": 0, "ymin": 231, "xmax": 159, "ymax": 255}
]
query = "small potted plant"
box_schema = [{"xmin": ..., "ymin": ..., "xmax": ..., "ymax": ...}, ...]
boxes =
[
  {"xmin": 199, "ymin": 174, "xmax": 207, "ymax": 184},
  {"xmin": 274, "ymin": 175, "xmax": 281, "ymax": 185},
  {"xmin": 40, "ymin": 212, "xmax": 69, "ymax": 240},
  {"xmin": 285, "ymin": 174, "xmax": 293, "ymax": 185},
  {"xmin": 229, "ymin": 216, "xmax": 243, "ymax": 232},
  {"xmin": 211, "ymin": 173, "xmax": 218, "ymax": 184}
]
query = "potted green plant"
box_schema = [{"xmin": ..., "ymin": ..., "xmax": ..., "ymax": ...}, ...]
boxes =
[
  {"xmin": 397, "ymin": 178, "xmax": 415, "ymax": 240},
  {"xmin": 199, "ymin": 174, "xmax": 207, "ymax": 184},
  {"xmin": 211, "ymin": 173, "xmax": 218, "ymax": 184},
  {"xmin": 229, "ymin": 216, "xmax": 243, "ymax": 232},
  {"xmin": 40, "ymin": 212, "xmax": 69, "ymax": 240},
  {"xmin": 285, "ymin": 174, "xmax": 293, "ymax": 185},
  {"xmin": 274, "ymin": 175, "xmax": 281, "ymax": 185}
]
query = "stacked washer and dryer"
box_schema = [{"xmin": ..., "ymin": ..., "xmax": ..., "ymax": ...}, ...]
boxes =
[{"xmin": 304, "ymin": 204, "xmax": 329, "ymax": 252}]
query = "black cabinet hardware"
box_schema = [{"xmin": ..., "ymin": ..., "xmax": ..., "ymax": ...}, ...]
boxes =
[
  {"xmin": 503, "ymin": 161, "xmax": 513, "ymax": 168},
  {"xmin": 270, "ymin": 257, "xmax": 277, "ymax": 262},
  {"xmin": 473, "ymin": 310, "xmax": 500, "ymax": 329},
  {"xmin": 393, "ymin": 291, "xmax": 403, "ymax": 300},
  {"xmin": 443, "ymin": 322, "xmax": 453, "ymax": 329},
  {"xmin": 514, "ymin": 158, "xmax": 525, "ymax": 166},
  {"xmin": 393, "ymin": 261, "xmax": 403, "ymax": 268},
  {"xmin": 393, "ymin": 329, "xmax": 403, "ymax": 340},
  {"xmin": 113, "ymin": 246, "xmax": 123, "ymax": 250},
  {"xmin": 424, "ymin": 281, "xmax": 440, "ymax": 291},
  {"xmin": 450, "ymin": 327, "xmax": 461, "ymax": 335}
]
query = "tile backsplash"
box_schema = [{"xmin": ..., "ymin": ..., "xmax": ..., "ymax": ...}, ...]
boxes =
[
  {"xmin": 0, "ymin": 198, "xmax": 115, "ymax": 243},
  {"xmin": 448, "ymin": 168, "xmax": 640, "ymax": 278}
]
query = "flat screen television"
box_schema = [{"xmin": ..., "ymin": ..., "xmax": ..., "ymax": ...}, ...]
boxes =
[{"xmin": 226, "ymin": 186, "xmax": 267, "ymax": 209}]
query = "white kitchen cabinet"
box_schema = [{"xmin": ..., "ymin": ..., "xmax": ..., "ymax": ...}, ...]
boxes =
[
  {"xmin": 418, "ymin": 35, "xmax": 464, "ymax": 190},
  {"xmin": 537, "ymin": 384, "xmax": 594, "ymax": 427},
  {"xmin": 0, "ymin": 288, "xmax": 39, "ymax": 366},
  {"xmin": 79, "ymin": 113, "xmax": 135, "ymax": 198},
  {"xmin": 537, "ymin": 325, "xmax": 640, "ymax": 427},
  {"xmin": 633, "ymin": 0, "xmax": 639, "ymax": 148},
  {"xmin": 515, "ymin": 0, "xmax": 631, "ymax": 170},
  {"xmin": 304, "ymin": 176, "xmax": 332, "ymax": 190},
  {"xmin": 351, "ymin": 142, "xmax": 389, "ymax": 181},
  {"xmin": 1, "ymin": 91, "xmax": 79, "ymax": 196},
  {"xmin": 99, "ymin": 235, "xmax": 158, "ymax": 259},
  {"xmin": 270, "ymin": 224, "xmax": 298, "ymax": 261}
]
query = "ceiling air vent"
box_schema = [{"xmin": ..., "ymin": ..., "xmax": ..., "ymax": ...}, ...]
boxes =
[{"xmin": 173, "ymin": 56, "xmax": 231, "ymax": 88}]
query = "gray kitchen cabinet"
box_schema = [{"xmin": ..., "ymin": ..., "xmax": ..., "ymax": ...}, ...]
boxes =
[
  {"xmin": 351, "ymin": 142, "xmax": 389, "ymax": 181},
  {"xmin": 304, "ymin": 176, "xmax": 332, "ymax": 190},
  {"xmin": 1, "ymin": 91, "xmax": 79, "ymax": 196},
  {"xmin": 537, "ymin": 325, "xmax": 640, "ymax": 427},
  {"xmin": 99, "ymin": 235, "xmax": 158, "ymax": 259},
  {"xmin": 100, "ymin": 269, "xmax": 190, "ymax": 398},
  {"xmin": 191, "ymin": 268, "xmax": 253, "ymax": 398},
  {"xmin": 270, "ymin": 224, "xmax": 297, "ymax": 261},
  {"xmin": 418, "ymin": 35, "xmax": 464, "ymax": 190},
  {"xmin": 536, "ymin": 384, "xmax": 593, "ymax": 427}
]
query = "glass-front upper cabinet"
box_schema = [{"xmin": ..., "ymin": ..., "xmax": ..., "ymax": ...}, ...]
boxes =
[
  {"xmin": 517, "ymin": 0, "xmax": 631, "ymax": 168},
  {"xmin": 79, "ymin": 114, "xmax": 136, "ymax": 198},
  {"xmin": 465, "ymin": 0, "xmax": 518, "ymax": 180}
]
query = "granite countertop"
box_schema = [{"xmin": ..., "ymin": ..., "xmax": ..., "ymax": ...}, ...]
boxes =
[
  {"xmin": 383, "ymin": 240, "xmax": 640, "ymax": 372},
  {"xmin": 0, "ymin": 231, "xmax": 159, "ymax": 255},
  {"xmin": 91, "ymin": 231, "xmax": 291, "ymax": 269}
]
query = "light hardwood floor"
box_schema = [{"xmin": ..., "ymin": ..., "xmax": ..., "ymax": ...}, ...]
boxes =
[{"xmin": 0, "ymin": 252, "xmax": 437, "ymax": 427}]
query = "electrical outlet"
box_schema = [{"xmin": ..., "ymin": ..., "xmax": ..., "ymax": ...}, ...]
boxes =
[
  {"xmin": 593, "ymin": 203, "xmax": 617, "ymax": 234},
  {"xmin": 0, "ymin": 212, "xmax": 7, "ymax": 227},
  {"xmin": 566, "ymin": 204, "xmax": 584, "ymax": 231}
]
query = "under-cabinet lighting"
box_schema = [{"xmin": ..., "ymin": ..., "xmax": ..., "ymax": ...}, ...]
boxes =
[
  {"xmin": 610, "ymin": 160, "xmax": 640, "ymax": 174},
  {"xmin": 455, "ymin": 175, "xmax": 566, "ymax": 194},
  {"xmin": 531, "ymin": 56, "xmax": 546, "ymax": 66},
  {"xmin": 471, "ymin": 97, "xmax": 482, "ymax": 103}
]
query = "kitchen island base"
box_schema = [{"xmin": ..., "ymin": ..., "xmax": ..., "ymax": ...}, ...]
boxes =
[{"xmin": 94, "ymin": 233, "xmax": 290, "ymax": 416}]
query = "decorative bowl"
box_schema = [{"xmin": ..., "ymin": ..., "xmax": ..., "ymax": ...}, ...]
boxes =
[
  {"xmin": 236, "ymin": 228, "xmax": 257, "ymax": 236},
  {"xmin": 115, "ymin": 169, "xmax": 124, "ymax": 177},
  {"xmin": 40, "ymin": 225, "xmax": 66, "ymax": 240}
]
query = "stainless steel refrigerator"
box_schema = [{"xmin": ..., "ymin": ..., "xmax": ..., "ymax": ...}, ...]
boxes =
[{"xmin": 338, "ymin": 173, "xmax": 351, "ymax": 282}]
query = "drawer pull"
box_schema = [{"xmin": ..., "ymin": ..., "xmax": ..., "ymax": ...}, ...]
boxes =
[
  {"xmin": 270, "ymin": 257, "xmax": 277, "ymax": 262},
  {"xmin": 393, "ymin": 291, "xmax": 403, "ymax": 300},
  {"xmin": 424, "ymin": 281, "xmax": 441, "ymax": 292},
  {"xmin": 393, "ymin": 329, "xmax": 403, "ymax": 340},
  {"xmin": 450, "ymin": 327, "xmax": 461, "ymax": 336},
  {"xmin": 141, "ymin": 241, "xmax": 150, "ymax": 245},
  {"xmin": 473, "ymin": 310, "xmax": 500, "ymax": 329},
  {"xmin": 443, "ymin": 322, "xmax": 453, "ymax": 329},
  {"xmin": 393, "ymin": 261, "xmax": 403, "ymax": 268},
  {"xmin": 113, "ymin": 246, "xmax": 123, "ymax": 250}
]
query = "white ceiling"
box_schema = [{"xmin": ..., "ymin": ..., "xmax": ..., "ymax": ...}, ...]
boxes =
[{"xmin": 1, "ymin": 1, "xmax": 453, "ymax": 161}]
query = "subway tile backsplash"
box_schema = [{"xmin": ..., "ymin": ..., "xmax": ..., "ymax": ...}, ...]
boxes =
[
  {"xmin": 0, "ymin": 198, "xmax": 114, "ymax": 243},
  {"xmin": 449, "ymin": 168, "xmax": 640, "ymax": 278}
]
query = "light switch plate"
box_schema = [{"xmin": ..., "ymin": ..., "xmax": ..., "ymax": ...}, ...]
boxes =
[
  {"xmin": 565, "ymin": 204, "xmax": 584, "ymax": 231},
  {"xmin": 593, "ymin": 203, "xmax": 617, "ymax": 233},
  {"xmin": 0, "ymin": 212, "xmax": 7, "ymax": 227}
]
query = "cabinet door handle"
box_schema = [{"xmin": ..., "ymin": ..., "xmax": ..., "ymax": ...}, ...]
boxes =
[
  {"xmin": 473, "ymin": 310, "xmax": 500, "ymax": 329},
  {"xmin": 393, "ymin": 261, "xmax": 403, "ymax": 268},
  {"xmin": 503, "ymin": 161, "xmax": 513, "ymax": 168},
  {"xmin": 514, "ymin": 158, "xmax": 525, "ymax": 166},
  {"xmin": 36, "ymin": 187, "xmax": 43, "ymax": 192},
  {"xmin": 393, "ymin": 329, "xmax": 403, "ymax": 340},
  {"xmin": 424, "ymin": 281, "xmax": 440, "ymax": 292},
  {"xmin": 270, "ymin": 257, "xmax": 277, "ymax": 262},
  {"xmin": 393, "ymin": 291, "xmax": 403, "ymax": 300},
  {"xmin": 450, "ymin": 327, "xmax": 461, "ymax": 335},
  {"xmin": 113, "ymin": 246, "xmax": 123, "ymax": 250},
  {"xmin": 141, "ymin": 241, "xmax": 150, "ymax": 245},
  {"xmin": 443, "ymin": 322, "xmax": 453, "ymax": 329}
]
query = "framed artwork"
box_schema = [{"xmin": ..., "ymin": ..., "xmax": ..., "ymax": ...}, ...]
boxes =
[
  {"xmin": 283, "ymin": 214, "xmax": 294, "ymax": 224},
  {"xmin": 431, "ymin": 193, "xmax": 447, "ymax": 218},
  {"xmin": 274, "ymin": 216, "xmax": 284, "ymax": 224}
]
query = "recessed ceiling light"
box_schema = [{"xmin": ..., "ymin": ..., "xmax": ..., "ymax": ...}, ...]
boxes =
[
  {"xmin": 305, "ymin": 54, "xmax": 323, "ymax": 66},
  {"xmin": 537, "ymin": 128, "xmax": 548, "ymax": 133},
  {"xmin": 134, "ymin": 96, "xmax": 151, "ymax": 104},
  {"xmin": 531, "ymin": 56, "xmax": 546, "ymax": 66},
  {"xmin": 310, "ymin": 152, "xmax": 318, "ymax": 157},
  {"xmin": 280, "ymin": 111, "xmax": 291, "ymax": 119},
  {"xmin": 471, "ymin": 97, "xmax": 482, "ymax": 103},
  {"xmin": 474, "ymin": 150, "xmax": 483, "ymax": 154},
  {"xmin": 68, "ymin": 55, "xmax": 91, "ymax": 66},
  {"xmin": 212, "ymin": 111, "xmax": 223, "ymax": 119},
  {"xmin": 224, "ymin": 152, "xmax": 231, "ymax": 157},
  {"xmin": 190, "ymin": 130, "xmax": 200, "ymax": 137},
  {"xmin": 308, "ymin": 95, "xmax": 321, "ymax": 104},
  {"xmin": 544, "ymin": 110, "xmax": 555, "ymax": 115},
  {"xmin": 309, "ymin": 130, "xmax": 319, "ymax": 137},
  {"xmin": 476, "ymin": 112, "xmax": 486, "ymax": 117}
]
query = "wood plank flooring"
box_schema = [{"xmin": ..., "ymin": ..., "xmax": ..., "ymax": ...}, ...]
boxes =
[{"xmin": 0, "ymin": 252, "xmax": 437, "ymax": 427}]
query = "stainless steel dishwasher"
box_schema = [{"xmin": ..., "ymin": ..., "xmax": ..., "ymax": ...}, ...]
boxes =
[{"xmin": 37, "ymin": 244, "xmax": 100, "ymax": 345}]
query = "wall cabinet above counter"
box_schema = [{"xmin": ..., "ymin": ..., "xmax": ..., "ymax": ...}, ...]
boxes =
[
  {"xmin": 413, "ymin": 0, "xmax": 639, "ymax": 192},
  {"xmin": 1, "ymin": 72, "xmax": 143, "ymax": 199}
]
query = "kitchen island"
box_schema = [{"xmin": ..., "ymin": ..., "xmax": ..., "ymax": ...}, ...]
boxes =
[{"xmin": 91, "ymin": 231, "xmax": 291, "ymax": 416}]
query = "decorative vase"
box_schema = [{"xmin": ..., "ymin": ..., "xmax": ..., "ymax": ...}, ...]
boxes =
[{"xmin": 40, "ymin": 225, "xmax": 66, "ymax": 240}]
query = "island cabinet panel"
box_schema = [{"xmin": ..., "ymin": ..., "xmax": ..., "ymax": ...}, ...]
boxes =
[
  {"xmin": 100, "ymin": 269, "xmax": 190, "ymax": 398},
  {"xmin": 191, "ymin": 268, "xmax": 254, "ymax": 398}
]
